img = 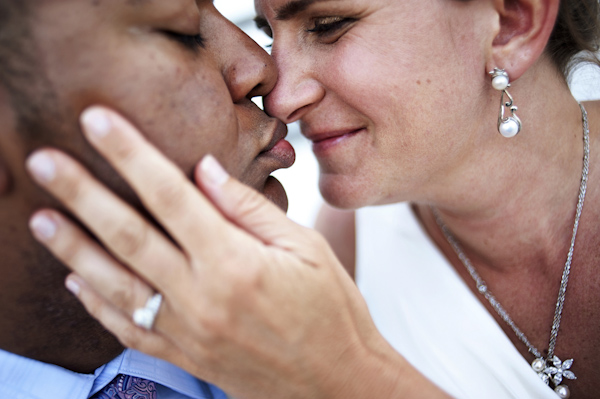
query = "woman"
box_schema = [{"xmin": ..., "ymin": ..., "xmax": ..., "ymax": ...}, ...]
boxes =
[{"xmin": 26, "ymin": 0, "xmax": 599, "ymax": 397}]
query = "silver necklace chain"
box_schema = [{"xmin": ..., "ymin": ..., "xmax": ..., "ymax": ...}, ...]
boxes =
[{"xmin": 432, "ymin": 103, "xmax": 589, "ymax": 398}]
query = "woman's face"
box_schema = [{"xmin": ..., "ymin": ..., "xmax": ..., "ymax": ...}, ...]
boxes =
[{"xmin": 255, "ymin": 0, "xmax": 498, "ymax": 208}]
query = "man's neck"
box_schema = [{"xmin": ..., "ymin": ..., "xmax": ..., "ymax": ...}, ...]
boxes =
[{"xmin": 0, "ymin": 92, "xmax": 124, "ymax": 374}]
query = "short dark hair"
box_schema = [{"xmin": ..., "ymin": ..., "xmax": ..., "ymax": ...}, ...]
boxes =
[
  {"xmin": 546, "ymin": 0, "xmax": 600, "ymax": 80},
  {"xmin": 0, "ymin": 1, "xmax": 62, "ymax": 138},
  {"xmin": 0, "ymin": 1, "xmax": 33, "ymax": 93}
]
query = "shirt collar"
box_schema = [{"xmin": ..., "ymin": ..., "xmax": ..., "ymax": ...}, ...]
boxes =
[
  {"xmin": 0, "ymin": 348, "xmax": 226, "ymax": 399},
  {"xmin": 92, "ymin": 349, "xmax": 227, "ymax": 399},
  {"xmin": 0, "ymin": 348, "xmax": 98, "ymax": 399}
]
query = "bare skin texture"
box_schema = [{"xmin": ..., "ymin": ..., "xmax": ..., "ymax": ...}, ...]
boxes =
[
  {"xmin": 0, "ymin": 0, "xmax": 293, "ymax": 374},
  {"xmin": 28, "ymin": 114, "xmax": 449, "ymax": 398},
  {"xmin": 25, "ymin": 0, "xmax": 600, "ymax": 398}
]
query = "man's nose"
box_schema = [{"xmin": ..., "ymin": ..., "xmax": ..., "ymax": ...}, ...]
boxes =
[
  {"xmin": 263, "ymin": 46, "xmax": 325, "ymax": 124},
  {"xmin": 216, "ymin": 15, "xmax": 278, "ymax": 103}
]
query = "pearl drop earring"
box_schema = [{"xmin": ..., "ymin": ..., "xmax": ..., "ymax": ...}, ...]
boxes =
[{"xmin": 489, "ymin": 68, "xmax": 522, "ymax": 138}]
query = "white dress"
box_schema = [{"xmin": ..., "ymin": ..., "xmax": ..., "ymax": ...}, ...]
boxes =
[{"xmin": 355, "ymin": 202, "xmax": 557, "ymax": 399}]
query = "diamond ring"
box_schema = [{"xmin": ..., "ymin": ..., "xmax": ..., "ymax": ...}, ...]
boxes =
[{"xmin": 132, "ymin": 293, "xmax": 163, "ymax": 330}]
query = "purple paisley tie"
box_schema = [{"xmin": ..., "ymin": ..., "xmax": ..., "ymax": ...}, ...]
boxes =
[{"xmin": 90, "ymin": 374, "xmax": 157, "ymax": 399}]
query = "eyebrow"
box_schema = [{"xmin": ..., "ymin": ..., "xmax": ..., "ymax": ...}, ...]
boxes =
[
  {"xmin": 254, "ymin": 0, "xmax": 334, "ymax": 31},
  {"xmin": 254, "ymin": 0, "xmax": 328, "ymax": 25},
  {"xmin": 127, "ymin": 0, "xmax": 151, "ymax": 5},
  {"xmin": 276, "ymin": 0, "xmax": 321, "ymax": 20}
]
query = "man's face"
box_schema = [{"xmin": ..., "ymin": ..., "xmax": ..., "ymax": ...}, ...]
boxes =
[
  {"xmin": 27, "ymin": 0, "xmax": 294, "ymax": 209},
  {"xmin": 0, "ymin": 0, "xmax": 294, "ymax": 372}
]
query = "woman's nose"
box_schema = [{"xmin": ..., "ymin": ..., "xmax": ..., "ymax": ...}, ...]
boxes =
[{"xmin": 263, "ymin": 46, "xmax": 325, "ymax": 124}]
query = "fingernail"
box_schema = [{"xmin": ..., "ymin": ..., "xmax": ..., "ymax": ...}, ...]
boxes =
[
  {"xmin": 81, "ymin": 108, "xmax": 112, "ymax": 138},
  {"xmin": 30, "ymin": 214, "xmax": 57, "ymax": 240},
  {"xmin": 65, "ymin": 278, "xmax": 81, "ymax": 296},
  {"xmin": 201, "ymin": 155, "xmax": 229, "ymax": 186},
  {"xmin": 27, "ymin": 152, "xmax": 56, "ymax": 183}
]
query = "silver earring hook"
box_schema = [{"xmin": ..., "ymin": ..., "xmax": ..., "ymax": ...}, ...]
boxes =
[{"xmin": 489, "ymin": 68, "xmax": 522, "ymax": 138}]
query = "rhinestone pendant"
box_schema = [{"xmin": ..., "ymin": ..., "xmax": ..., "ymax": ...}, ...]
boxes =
[{"xmin": 532, "ymin": 356, "xmax": 576, "ymax": 397}]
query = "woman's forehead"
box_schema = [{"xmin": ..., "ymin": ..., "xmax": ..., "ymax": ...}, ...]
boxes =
[{"xmin": 255, "ymin": 0, "xmax": 343, "ymax": 19}]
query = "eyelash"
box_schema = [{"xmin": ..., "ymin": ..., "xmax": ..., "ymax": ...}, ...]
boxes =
[
  {"xmin": 258, "ymin": 16, "xmax": 355, "ymax": 49},
  {"xmin": 307, "ymin": 17, "xmax": 356, "ymax": 37},
  {"xmin": 164, "ymin": 31, "xmax": 205, "ymax": 51}
]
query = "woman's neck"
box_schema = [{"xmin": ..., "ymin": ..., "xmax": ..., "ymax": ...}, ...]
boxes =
[{"xmin": 418, "ymin": 66, "xmax": 600, "ymax": 276}]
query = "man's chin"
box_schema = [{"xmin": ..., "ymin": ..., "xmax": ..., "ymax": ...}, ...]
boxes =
[{"xmin": 262, "ymin": 176, "xmax": 288, "ymax": 212}]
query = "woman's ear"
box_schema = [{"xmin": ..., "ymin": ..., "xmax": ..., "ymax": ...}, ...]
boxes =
[{"xmin": 487, "ymin": 0, "xmax": 560, "ymax": 80}]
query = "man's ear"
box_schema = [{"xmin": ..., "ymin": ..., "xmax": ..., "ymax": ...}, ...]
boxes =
[
  {"xmin": 0, "ymin": 156, "xmax": 12, "ymax": 196},
  {"xmin": 0, "ymin": 87, "xmax": 15, "ymax": 196},
  {"xmin": 487, "ymin": 0, "xmax": 560, "ymax": 80}
]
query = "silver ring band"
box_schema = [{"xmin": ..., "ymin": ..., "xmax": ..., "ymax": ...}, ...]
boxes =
[{"xmin": 132, "ymin": 293, "xmax": 163, "ymax": 330}]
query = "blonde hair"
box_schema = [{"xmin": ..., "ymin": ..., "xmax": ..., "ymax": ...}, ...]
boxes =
[{"xmin": 546, "ymin": 0, "xmax": 600, "ymax": 79}]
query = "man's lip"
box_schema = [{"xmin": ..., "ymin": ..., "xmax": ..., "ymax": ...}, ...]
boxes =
[
  {"xmin": 261, "ymin": 121, "xmax": 289, "ymax": 153},
  {"xmin": 256, "ymin": 119, "xmax": 295, "ymax": 170},
  {"xmin": 258, "ymin": 138, "xmax": 296, "ymax": 169}
]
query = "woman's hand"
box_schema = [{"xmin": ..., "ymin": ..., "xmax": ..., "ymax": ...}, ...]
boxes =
[{"xmin": 26, "ymin": 107, "xmax": 448, "ymax": 398}]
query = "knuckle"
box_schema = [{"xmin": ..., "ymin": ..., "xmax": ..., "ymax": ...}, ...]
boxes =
[
  {"xmin": 147, "ymin": 175, "xmax": 188, "ymax": 218},
  {"xmin": 110, "ymin": 281, "xmax": 136, "ymax": 311},
  {"xmin": 232, "ymin": 187, "xmax": 268, "ymax": 220},
  {"xmin": 55, "ymin": 227, "xmax": 85, "ymax": 264},
  {"xmin": 56, "ymin": 162, "xmax": 86, "ymax": 204},
  {"xmin": 107, "ymin": 219, "xmax": 149, "ymax": 259},
  {"xmin": 218, "ymin": 250, "xmax": 263, "ymax": 292},
  {"xmin": 118, "ymin": 323, "xmax": 144, "ymax": 348},
  {"xmin": 235, "ymin": 263, "xmax": 263, "ymax": 292},
  {"xmin": 198, "ymin": 310, "xmax": 229, "ymax": 343},
  {"xmin": 82, "ymin": 292, "xmax": 105, "ymax": 320},
  {"xmin": 112, "ymin": 138, "xmax": 141, "ymax": 165}
]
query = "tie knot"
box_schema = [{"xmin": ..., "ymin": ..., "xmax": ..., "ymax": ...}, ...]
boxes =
[{"xmin": 91, "ymin": 374, "xmax": 157, "ymax": 399}]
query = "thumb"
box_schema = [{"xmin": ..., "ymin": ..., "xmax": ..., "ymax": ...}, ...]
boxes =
[{"xmin": 194, "ymin": 155, "xmax": 315, "ymax": 252}]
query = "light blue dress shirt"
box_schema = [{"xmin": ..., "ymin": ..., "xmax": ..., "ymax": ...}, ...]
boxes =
[{"xmin": 0, "ymin": 348, "xmax": 228, "ymax": 399}]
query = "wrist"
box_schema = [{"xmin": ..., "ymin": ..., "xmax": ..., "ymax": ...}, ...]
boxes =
[{"xmin": 321, "ymin": 338, "xmax": 451, "ymax": 399}]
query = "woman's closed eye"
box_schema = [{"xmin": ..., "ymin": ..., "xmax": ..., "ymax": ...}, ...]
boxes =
[
  {"xmin": 253, "ymin": 15, "xmax": 356, "ymax": 48},
  {"xmin": 307, "ymin": 16, "xmax": 356, "ymax": 40}
]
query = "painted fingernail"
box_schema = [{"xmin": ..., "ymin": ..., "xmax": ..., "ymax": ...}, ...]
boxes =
[
  {"xmin": 27, "ymin": 152, "xmax": 56, "ymax": 183},
  {"xmin": 81, "ymin": 107, "xmax": 112, "ymax": 138},
  {"xmin": 30, "ymin": 214, "xmax": 57, "ymax": 240},
  {"xmin": 201, "ymin": 155, "xmax": 229, "ymax": 186},
  {"xmin": 65, "ymin": 278, "xmax": 81, "ymax": 296}
]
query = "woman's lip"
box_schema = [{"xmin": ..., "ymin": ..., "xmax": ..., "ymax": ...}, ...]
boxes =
[{"xmin": 311, "ymin": 128, "xmax": 364, "ymax": 154}]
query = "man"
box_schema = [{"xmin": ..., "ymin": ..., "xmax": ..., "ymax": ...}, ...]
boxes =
[{"xmin": 0, "ymin": 0, "xmax": 292, "ymax": 397}]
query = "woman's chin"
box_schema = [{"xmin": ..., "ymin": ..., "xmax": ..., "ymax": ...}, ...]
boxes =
[{"xmin": 263, "ymin": 176, "xmax": 289, "ymax": 212}]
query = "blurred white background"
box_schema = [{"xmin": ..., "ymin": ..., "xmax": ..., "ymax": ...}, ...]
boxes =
[{"xmin": 214, "ymin": 0, "xmax": 600, "ymax": 227}]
